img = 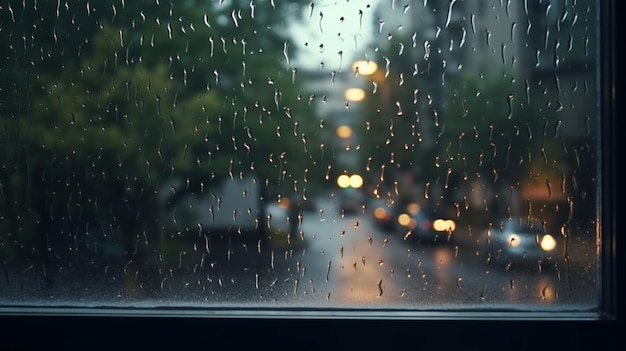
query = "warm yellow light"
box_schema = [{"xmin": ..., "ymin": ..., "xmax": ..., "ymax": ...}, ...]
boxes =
[
  {"xmin": 352, "ymin": 60, "xmax": 378, "ymax": 76},
  {"xmin": 507, "ymin": 233, "xmax": 522, "ymax": 247},
  {"xmin": 336, "ymin": 125, "xmax": 353, "ymax": 139},
  {"xmin": 349, "ymin": 174, "xmax": 364, "ymax": 188},
  {"xmin": 397, "ymin": 213, "xmax": 413, "ymax": 227},
  {"xmin": 540, "ymin": 234, "xmax": 557, "ymax": 251},
  {"xmin": 337, "ymin": 174, "xmax": 351, "ymax": 188},
  {"xmin": 433, "ymin": 219, "xmax": 456, "ymax": 232},
  {"xmin": 406, "ymin": 203, "xmax": 421, "ymax": 216},
  {"xmin": 277, "ymin": 197, "xmax": 291, "ymax": 209},
  {"xmin": 344, "ymin": 88, "xmax": 366, "ymax": 102},
  {"xmin": 373, "ymin": 207, "xmax": 387, "ymax": 220},
  {"xmin": 338, "ymin": 174, "xmax": 363, "ymax": 188}
]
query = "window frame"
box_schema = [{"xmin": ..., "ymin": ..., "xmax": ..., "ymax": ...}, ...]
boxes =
[{"xmin": 0, "ymin": 0, "xmax": 621, "ymax": 347}]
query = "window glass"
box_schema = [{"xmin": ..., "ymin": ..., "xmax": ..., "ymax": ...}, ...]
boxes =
[{"xmin": 0, "ymin": 0, "xmax": 601, "ymax": 313}]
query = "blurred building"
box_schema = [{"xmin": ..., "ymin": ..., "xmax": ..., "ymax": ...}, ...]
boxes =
[
  {"xmin": 374, "ymin": 0, "xmax": 595, "ymax": 133},
  {"xmin": 372, "ymin": 0, "xmax": 597, "ymax": 222},
  {"xmin": 300, "ymin": 68, "xmax": 369, "ymax": 177}
]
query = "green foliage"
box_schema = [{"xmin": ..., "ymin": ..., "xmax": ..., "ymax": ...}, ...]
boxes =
[
  {"xmin": 0, "ymin": 0, "xmax": 318, "ymax": 263},
  {"xmin": 355, "ymin": 31, "xmax": 441, "ymax": 187},
  {"xmin": 436, "ymin": 72, "xmax": 554, "ymax": 185},
  {"xmin": 355, "ymin": 29, "xmax": 554, "ymax": 190},
  {"xmin": 351, "ymin": 21, "xmax": 565, "ymax": 218}
]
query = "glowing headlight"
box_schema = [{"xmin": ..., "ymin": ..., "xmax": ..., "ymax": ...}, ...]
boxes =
[
  {"xmin": 507, "ymin": 234, "xmax": 522, "ymax": 247},
  {"xmin": 406, "ymin": 203, "xmax": 421, "ymax": 215},
  {"xmin": 397, "ymin": 213, "xmax": 413, "ymax": 227},
  {"xmin": 540, "ymin": 234, "xmax": 557, "ymax": 251},
  {"xmin": 373, "ymin": 207, "xmax": 387, "ymax": 220},
  {"xmin": 433, "ymin": 219, "xmax": 456, "ymax": 232}
]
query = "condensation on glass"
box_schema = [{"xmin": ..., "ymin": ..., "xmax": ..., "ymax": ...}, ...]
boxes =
[{"xmin": 0, "ymin": 0, "xmax": 599, "ymax": 312}]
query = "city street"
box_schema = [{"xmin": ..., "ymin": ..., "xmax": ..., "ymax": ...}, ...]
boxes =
[{"xmin": 0, "ymin": 196, "xmax": 598, "ymax": 312}]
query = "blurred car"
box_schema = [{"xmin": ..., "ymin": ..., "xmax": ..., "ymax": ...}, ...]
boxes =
[
  {"xmin": 336, "ymin": 187, "xmax": 365, "ymax": 215},
  {"xmin": 369, "ymin": 198, "xmax": 456, "ymax": 243},
  {"xmin": 265, "ymin": 199, "xmax": 291, "ymax": 233},
  {"xmin": 479, "ymin": 218, "xmax": 562, "ymax": 269},
  {"xmin": 369, "ymin": 197, "xmax": 398, "ymax": 231},
  {"xmin": 265, "ymin": 195, "xmax": 312, "ymax": 234},
  {"xmin": 395, "ymin": 202, "xmax": 457, "ymax": 244}
]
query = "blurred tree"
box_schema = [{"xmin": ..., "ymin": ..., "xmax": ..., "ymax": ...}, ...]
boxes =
[
  {"xmin": 0, "ymin": 0, "xmax": 320, "ymax": 293},
  {"xmin": 434, "ymin": 73, "xmax": 552, "ymax": 202},
  {"xmin": 355, "ymin": 28, "xmax": 552, "ymax": 219},
  {"xmin": 355, "ymin": 31, "xmax": 440, "ymax": 197}
]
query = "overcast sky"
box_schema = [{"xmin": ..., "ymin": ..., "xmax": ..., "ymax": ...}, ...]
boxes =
[{"xmin": 290, "ymin": 1, "xmax": 383, "ymax": 72}]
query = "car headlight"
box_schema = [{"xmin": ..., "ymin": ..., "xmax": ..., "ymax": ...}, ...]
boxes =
[
  {"xmin": 373, "ymin": 207, "xmax": 388, "ymax": 220},
  {"xmin": 540, "ymin": 234, "xmax": 557, "ymax": 252},
  {"xmin": 433, "ymin": 219, "xmax": 456, "ymax": 232},
  {"xmin": 406, "ymin": 203, "xmax": 421, "ymax": 215},
  {"xmin": 397, "ymin": 213, "xmax": 414, "ymax": 228},
  {"xmin": 506, "ymin": 234, "xmax": 522, "ymax": 247}
]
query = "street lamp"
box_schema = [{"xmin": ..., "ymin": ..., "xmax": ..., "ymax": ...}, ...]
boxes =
[
  {"xmin": 351, "ymin": 60, "xmax": 378, "ymax": 76},
  {"xmin": 336, "ymin": 125, "xmax": 353, "ymax": 139},
  {"xmin": 344, "ymin": 88, "xmax": 366, "ymax": 102}
]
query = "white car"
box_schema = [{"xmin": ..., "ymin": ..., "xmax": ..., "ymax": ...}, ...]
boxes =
[{"xmin": 479, "ymin": 218, "xmax": 562, "ymax": 270}]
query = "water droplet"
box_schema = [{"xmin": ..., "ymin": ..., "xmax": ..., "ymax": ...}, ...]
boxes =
[
  {"xmin": 326, "ymin": 260, "xmax": 332, "ymax": 282},
  {"xmin": 480, "ymin": 285, "xmax": 488, "ymax": 301},
  {"xmin": 395, "ymin": 101, "xmax": 403, "ymax": 115},
  {"xmin": 541, "ymin": 284, "xmax": 550, "ymax": 300},
  {"xmin": 318, "ymin": 11, "xmax": 324, "ymax": 33},
  {"xmin": 403, "ymin": 231, "xmax": 412, "ymax": 241},
  {"xmin": 283, "ymin": 41, "xmax": 290, "ymax": 66}
]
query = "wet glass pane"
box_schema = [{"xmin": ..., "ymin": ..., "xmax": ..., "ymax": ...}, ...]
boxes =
[{"xmin": 0, "ymin": 0, "xmax": 600, "ymax": 313}]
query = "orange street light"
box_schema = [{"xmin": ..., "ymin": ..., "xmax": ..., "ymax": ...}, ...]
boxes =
[
  {"xmin": 344, "ymin": 88, "xmax": 366, "ymax": 102},
  {"xmin": 352, "ymin": 60, "xmax": 378, "ymax": 76},
  {"xmin": 336, "ymin": 125, "xmax": 353, "ymax": 139}
]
